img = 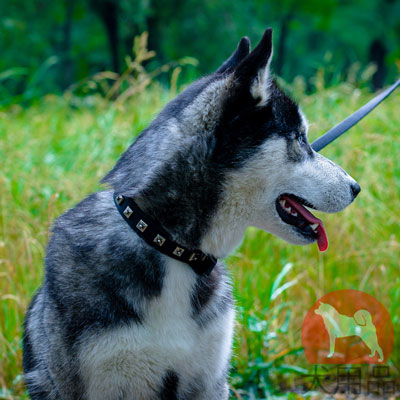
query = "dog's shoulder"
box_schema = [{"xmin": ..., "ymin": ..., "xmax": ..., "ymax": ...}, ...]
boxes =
[
  {"xmin": 47, "ymin": 190, "xmax": 150, "ymax": 268},
  {"xmin": 43, "ymin": 191, "xmax": 165, "ymax": 342}
]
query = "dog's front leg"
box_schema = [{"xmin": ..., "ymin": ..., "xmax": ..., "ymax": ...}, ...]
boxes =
[{"xmin": 327, "ymin": 334, "xmax": 336, "ymax": 358}]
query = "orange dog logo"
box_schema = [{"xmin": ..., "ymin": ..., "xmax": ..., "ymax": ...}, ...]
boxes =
[
  {"xmin": 302, "ymin": 290, "xmax": 393, "ymax": 364},
  {"xmin": 315, "ymin": 302, "xmax": 383, "ymax": 361}
]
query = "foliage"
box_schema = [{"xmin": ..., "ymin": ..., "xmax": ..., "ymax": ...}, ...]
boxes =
[
  {"xmin": 0, "ymin": 73, "xmax": 399, "ymax": 398},
  {"xmin": 66, "ymin": 32, "xmax": 197, "ymax": 104},
  {"xmin": 0, "ymin": 0, "xmax": 399, "ymax": 102}
]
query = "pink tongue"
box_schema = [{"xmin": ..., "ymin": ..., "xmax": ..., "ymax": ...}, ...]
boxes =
[{"xmin": 282, "ymin": 195, "xmax": 328, "ymax": 252}]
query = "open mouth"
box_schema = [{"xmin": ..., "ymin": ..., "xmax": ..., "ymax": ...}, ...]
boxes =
[{"xmin": 275, "ymin": 194, "xmax": 328, "ymax": 251}]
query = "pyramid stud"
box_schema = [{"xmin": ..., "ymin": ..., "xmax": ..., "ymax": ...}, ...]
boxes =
[
  {"xmin": 123, "ymin": 206, "xmax": 133, "ymax": 218},
  {"xmin": 136, "ymin": 220, "xmax": 148, "ymax": 232},
  {"xmin": 173, "ymin": 247, "xmax": 184, "ymax": 257},
  {"xmin": 116, "ymin": 195, "xmax": 124, "ymax": 205},
  {"xmin": 189, "ymin": 252, "xmax": 199, "ymax": 261},
  {"xmin": 153, "ymin": 234, "xmax": 166, "ymax": 247}
]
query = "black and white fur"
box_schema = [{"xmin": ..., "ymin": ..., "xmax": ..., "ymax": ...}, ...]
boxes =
[{"xmin": 23, "ymin": 29, "xmax": 360, "ymax": 399}]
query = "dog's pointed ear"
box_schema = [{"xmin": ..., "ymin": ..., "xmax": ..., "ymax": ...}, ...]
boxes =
[
  {"xmin": 234, "ymin": 28, "xmax": 273, "ymax": 105},
  {"xmin": 216, "ymin": 37, "xmax": 251, "ymax": 74}
]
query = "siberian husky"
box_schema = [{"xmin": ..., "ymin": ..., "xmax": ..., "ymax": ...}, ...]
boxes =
[{"xmin": 23, "ymin": 28, "xmax": 360, "ymax": 399}]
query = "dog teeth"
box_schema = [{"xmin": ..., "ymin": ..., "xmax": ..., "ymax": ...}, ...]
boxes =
[
  {"xmin": 310, "ymin": 223, "xmax": 319, "ymax": 231},
  {"xmin": 279, "ymin": 199, "xmax": 298, "ymax": 217}
]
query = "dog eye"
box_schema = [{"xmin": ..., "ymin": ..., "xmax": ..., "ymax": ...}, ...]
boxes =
[{"xmin": 297, "ymin": 135, "xmax": 304, "ymax": 145}]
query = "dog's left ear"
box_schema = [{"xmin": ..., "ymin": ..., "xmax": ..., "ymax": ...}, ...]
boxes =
[
  {"xmin": 234, "ymin": 28, "xmax": 273, "ymax": 105},
  {"xmin": 216, "ymin": 37, "xmax": 251, "ymax": 74}
]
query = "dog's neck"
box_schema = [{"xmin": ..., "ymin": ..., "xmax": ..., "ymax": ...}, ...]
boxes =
[
  {"xmin": 132, "ymin": 198, "xmax": 244, "ymax": 260},
  {"xmin": 131, "ymin": 161, "xmax": 255, "ymax": 260},
  {"xmin": 200, "ymin": 196, "xmax": 249, "ymax": 259},
  {"xmin": 201, "ymin": 224, "xmax": 247, "ymax": 260},
  {"xmin": 114, "ymin": 194, "xmax": 217, "ymax": 274}
]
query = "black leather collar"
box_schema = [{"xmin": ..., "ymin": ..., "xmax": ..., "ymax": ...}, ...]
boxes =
[{"xmin": 114, "ymin": 194, "xmax": 217, "ymax": 275}]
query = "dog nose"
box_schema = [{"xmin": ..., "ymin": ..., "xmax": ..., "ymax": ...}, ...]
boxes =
[{"xmin": 351, "ymin": 183, "xmax": 361, "ymax": 199}]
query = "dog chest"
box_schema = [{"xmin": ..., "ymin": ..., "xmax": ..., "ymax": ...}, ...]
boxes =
[{"xmin": 78, "ymin": 259, "xmax": 234, "ymax": 398}]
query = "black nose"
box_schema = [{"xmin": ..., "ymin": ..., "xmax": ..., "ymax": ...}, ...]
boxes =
[{"xmin": 351, "ymin": 183, "xmax": 361, "ymax": 199}]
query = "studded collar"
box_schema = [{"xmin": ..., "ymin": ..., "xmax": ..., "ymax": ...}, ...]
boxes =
[{"xmin": 114, "ymin": 194, "xmax": 217, "ymax": 275}]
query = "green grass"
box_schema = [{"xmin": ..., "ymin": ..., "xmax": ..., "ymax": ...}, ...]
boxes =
[{"xmin": 0, "ymin": 81, "xmax": 399, "ymax": 399}]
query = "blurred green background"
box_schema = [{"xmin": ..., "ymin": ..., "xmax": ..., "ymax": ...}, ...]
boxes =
[
  {"xmin": 1, "ymin": 0, "xmax": 400, "ymax": 104},
  {"xmin": 1, "ymin": 1, "xmax": 400, "ymax": 399}
]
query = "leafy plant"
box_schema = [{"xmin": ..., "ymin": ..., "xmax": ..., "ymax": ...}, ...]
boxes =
[
  {"xmin": 230, "ymin": 263, "xmax": 305, "ymax": 399},
  {"xmin": 66, "ymin": 32, "xmax": 197, "ymax": 105}
]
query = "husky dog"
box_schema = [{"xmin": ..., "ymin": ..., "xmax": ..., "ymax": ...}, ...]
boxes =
[
  {"xmin": 315, "ymin": 302, "xmax": 383, "ymax": 361},
  {"xmin": 23, "ymin": 29, "xmax": 360, "ymax": 400}
]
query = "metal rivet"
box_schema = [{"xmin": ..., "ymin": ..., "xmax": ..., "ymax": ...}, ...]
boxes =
[
  {"xmin": 153, "ymin": 234, "xmax": 166, "ymax": 246},
  {"xmin": 123, "ymin": 206, "xmax": 133, "ymax": 218},
  {"xmin": 173, "ymin": 247, "xmax": 184, "ymax": 257},
  {"xmin": 136, "ymin": 220, "xmax": 148, "ymax": 232},
  {"xmin": 116, "ymin": 195, "xmax": 124, "ymax": 205},
  {"xmin": 189, "ymin": 252, "xmax": 199, "ymax": 261}
]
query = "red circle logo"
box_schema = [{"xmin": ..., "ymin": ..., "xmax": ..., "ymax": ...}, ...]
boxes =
[{"xmin": 302, "ymin": 290, "xmax": 394, "ymax": 364}]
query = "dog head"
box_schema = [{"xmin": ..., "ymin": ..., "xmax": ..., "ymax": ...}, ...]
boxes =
[
  {"xmin": 104, "ymin": 29, "xmax": 360, "ymax": 258},
  {"xmin": 315, "ymin": 302, "xmax": 335, "ymax": 316}
]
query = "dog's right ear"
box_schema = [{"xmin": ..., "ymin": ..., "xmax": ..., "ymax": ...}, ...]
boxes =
[{"xmin": 216, "ymin": 37, "xmax": 251, "ymax": 74}]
